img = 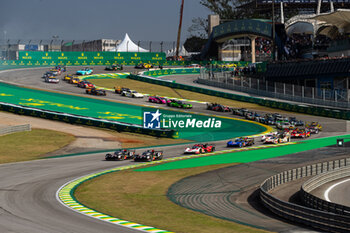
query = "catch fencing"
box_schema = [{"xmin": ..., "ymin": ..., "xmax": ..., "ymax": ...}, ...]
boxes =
[
  {"xmin": 0, "ymin": 124, "xmax": 31, "ymax": 135},
  {"xmin": 260, "ymin": 158, "xmax": 350, "ymax": 232},
  {"xmin": 198, "ymin": 70, "xmax": 350, "ymax": 109}
]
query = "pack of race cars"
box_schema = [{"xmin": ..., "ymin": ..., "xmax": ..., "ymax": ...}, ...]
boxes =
[
  {"xmin": 41, "ymin": 65, "xmax": 66, "ymax": 83},
  {"xmin": 148, "ymin": 95, "xmax": 193, "ymax": 109}
]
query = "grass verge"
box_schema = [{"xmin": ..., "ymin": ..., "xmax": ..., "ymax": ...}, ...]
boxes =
[
  {"xmin": 0, "ymin": 128, "xmax": 74, "ymax": 163},
  {"xmin": 90, "ymin": 78, "xmax": 294, "ymax": 113},
  {"xmin": 75, "ymin": 164, "xmax": 269, "ymax": 233}
]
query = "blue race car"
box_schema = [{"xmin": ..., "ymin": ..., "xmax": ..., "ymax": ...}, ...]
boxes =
[
  {"xmin": 227, "ymin": 137, "xmax": 254, "ymax": 147},
  {"xmin": 76, "ymin": 67, "xmax": 93, "ymax": 75}
]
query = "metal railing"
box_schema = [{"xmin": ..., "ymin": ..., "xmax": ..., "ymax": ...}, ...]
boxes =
[
  {"xmin": 260, "ymin": 158, "xmax": 350, "ymax": 232},
  {"xmin": 0, "ymin": 124, "xmax": 31, "ymax": 135},
  {"xmin": 197, "ymin": 72, "xmax": 350, "ymax": 109}
]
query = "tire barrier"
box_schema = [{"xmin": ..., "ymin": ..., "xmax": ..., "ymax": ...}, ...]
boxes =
[
  {"xmin": 0, "ymin": 102, "xmax": 177, "ymax": 138},
  {"xmin": 301, "ymin": 166, "xmax": 350, "ymax": 217},
  {"xmin": 260, "ymin": 158, "xmax": 350, "ymax": 233}
]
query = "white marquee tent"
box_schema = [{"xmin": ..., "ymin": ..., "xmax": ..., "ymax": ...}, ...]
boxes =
[
  {"xmin": 166, "ymin": 45, "xmax": 190, "ymax": 57},
  {"xmin": 110, "ymin": 33, "xmax": 149, "ymax": 52}
]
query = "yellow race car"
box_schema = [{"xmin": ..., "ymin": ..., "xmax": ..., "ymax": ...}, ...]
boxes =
[
  {"xmin": 69, "ymin": 77, "xmax": 80, "ymax": 84},
  {"xmin": 135, "ymin": 63, "xmax": 153, "ymax": 69},
  {"xmin": 63, "ymin": 74, "xmax": 75, "ymax": 82},
  {"xmin": 306, "ymin": 122, "xmax": 323, "ymax": 131}
]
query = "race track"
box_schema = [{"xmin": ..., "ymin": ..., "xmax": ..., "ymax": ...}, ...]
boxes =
[{"xmin": 0, "ymin": 66, "xmax": 348, "ymax": 232}]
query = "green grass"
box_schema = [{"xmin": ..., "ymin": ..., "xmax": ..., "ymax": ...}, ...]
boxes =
[
  {"xmin": 75, "ymin": 164, "xmax": 270, "ymax": 233},
  {"xmin": 0, "ymin": 129, "xmax": 74, "ymax": 163}
]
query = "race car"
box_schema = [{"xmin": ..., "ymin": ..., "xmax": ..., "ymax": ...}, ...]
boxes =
[
  {"xmin": 63, "ymin": 74, "xmax": 75, "ymax": 82},
  {"xmin": 45, "ymin": 76, "xmax": 60, "ymax": 83},
  {"xmin": 227, "ymin": 137, "xmax": 254, "ymax": 147},
  {"xmin": 289, "ymin": 117, "xmax": 304, "ymax": 127},
  {"xmin": 86, "ymin": 88, "xmax": 106, "ymax": 96},
  {"xmin": 232, "ymin": 108, "xmax": 249, "ymax": 116},
  {"xmin": 276, "ymin": 122, "xmax": 295, "ymax": 130},
  {"xmin": 77, "ymin": 80, "xmax": 95, "ymax": 88},
  {"xmin": 306, "ymin": 122, "xmax": 322, "ymax": 131},
  {"xmin": 148, "ymin": 96, "xmax": 167, "ymax": 104},
  {"xmin": 69, "ymin": 77, "xmax": 80, "ymax": 84},
  {"xmin": 184, "ymin": 144, "xmax": 215, "ymax": 154},
  {"xmin": 167, "ymin": 99, "xmax": 192, "ymax": 109},
  {"xmin": 264, "ymin": 133, "xmax": 290, "ymax": 144},
  {"xmin": 76, "ymin": 67, "xmax": 93, "ymax": 75},
  {"xmin": 307, "ymin": 126, "xmax": 320, "ymax": 134},
  {"xmin": 246, "ymin": 112, "xmax": 261, "ymax": 120},
  {"xmin": 55, "ymin": 65, "xmax": 66, "ymax": 72},
  {"xmin": 121, "ymin": 89, "xmax": 144, "ymax": 98},
  {"xmin": 207, "ymin": 103, "xmax": 230, "ymax": 112},
  {"xmin": 135, "ymin": 63, "xmax": 153, "ymax": 69},
  {"xmin": 261, "ymin": 132, "xmax": 278, "ymax": 142},
  {"xmin": 105, "ymin": 149, "xmax": 135, "ymax": 161},
  {"xmin": 134, "ymin": 150, "xmax": 163, "ymax": 162},
  {"xmin": 42, "ymin": 71, "xmax": 56, "ymax": 78},
  {"xmin": 290, "ymin": 129, "xmax": 311, "ymax": 138},
  {"xmin": 105, "ymin": 64, "xmax": 123, "ymax": 71},
  {"xmin": 49, "ymin": 69, "xmax": 61, "ymax": 76},
  {"xmin": 114, "ymin": 86, "xmax": 130, "ymax": 94}
]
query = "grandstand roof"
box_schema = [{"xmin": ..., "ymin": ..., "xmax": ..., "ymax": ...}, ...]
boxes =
[{"xmin": 312, "ymin": 9, "xmax": 350, "ymax": 33}]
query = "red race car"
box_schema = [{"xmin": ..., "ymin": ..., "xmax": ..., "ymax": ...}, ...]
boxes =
[
  {"xmin": 290, "ymin": 129, "xmax": 311, "ymax": 138},
  {"xmin": 184, "ymin": 143, "xmax": 215, "ymax": 154}
]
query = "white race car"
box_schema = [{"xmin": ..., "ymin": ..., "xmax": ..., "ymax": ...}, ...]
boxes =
[
  {"xmin": 121, "ymin": 90, "xmax": 144, "ymax": 98},
  {"xmin": 45, "ymin": 77, "xmax": 60, "ymax": 83},
  {"xmin": 264, "ymin": 134, "xmax": 290, "ymax": 144},
  {"xmin": 261, "ymin": 132, "xmax": 278, "ymax": 142},
  {"xmin": 277, "ymin": 122, "xmax": 294, "ymax": 130}
]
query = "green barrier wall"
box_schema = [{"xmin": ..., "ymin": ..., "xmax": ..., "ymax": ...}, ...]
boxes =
[
  {"xmin": 16, "ymin": 51, "xmax": 166, "ymax": 66},
  {"xmin": 0, "ymin": 54, "xmax": 262, "ymax": 71},
  {"xmin": 129, "ymin": 74, "xmax": 350, "ymax": 120},
  {"xmin": 0, "ymin": 102, "xmax": 176, "ymax": 138},
  {"xmin": 143, "ymin": 68, "xmax": 201, "ymax": 77}
]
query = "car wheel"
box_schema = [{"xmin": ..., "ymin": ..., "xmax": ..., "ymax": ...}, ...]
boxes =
[{"xmin": 212, "ymin": 147, "xmax": 215, "ymax": 152}]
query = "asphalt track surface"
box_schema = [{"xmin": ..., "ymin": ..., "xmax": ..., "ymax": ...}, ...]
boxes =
[
  {"xmin": 0, "ymin": 66, "xmax": 348, "ymax": 233},
  {"xmin": 310, "ymin": 176, "xmax": 350, "ymax": 207}
]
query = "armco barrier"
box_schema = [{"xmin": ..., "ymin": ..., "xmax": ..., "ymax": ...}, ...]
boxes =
[
  {"xmin": 0, "ymin": 102, "xmax": 176, "ymax": 138},
  {"xmin": 129, "ymin": 73, "xmax": 261, "ymax": 104},
  {"xmin": 260, "ymin": 158, "xmax": 350, "ymax": 232},
  {"xmin": 131, "ymin": 72, "xmax": 350, "ymax": 120},
  {"xmin": 301, "ymin": 166, "xmax": 350, "ymax": 216},
  {"xmin": 0, "ymin": 124, "xmax": 31, "ymax": 135}
]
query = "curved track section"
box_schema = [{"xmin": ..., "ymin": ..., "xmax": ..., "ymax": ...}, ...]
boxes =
[
  {"xmin": 168, "ymin": 144, "xmax": 350, "ymax": 232},
  {"xmin": 57, "ymin": 163, "xmax": 172, "ymax": 233},
  {"xmin": 0, "ymin": 67, "xmax": 347, "ymax": 232}
]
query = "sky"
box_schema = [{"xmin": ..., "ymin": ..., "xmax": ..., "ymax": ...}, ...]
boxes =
[{"xmin": 0, "ymin": 0, "xmax": 211, "ymax": 43}]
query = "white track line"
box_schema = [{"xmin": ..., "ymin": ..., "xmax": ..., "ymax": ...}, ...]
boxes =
[{"xmin": 324, "ymin": 178, "xmax": 350, "ymax": 202}]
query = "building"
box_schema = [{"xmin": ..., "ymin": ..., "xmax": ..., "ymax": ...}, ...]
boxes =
[{"xmin": 61, "ymin": 39, "xmax": 121, "ymax": 52}]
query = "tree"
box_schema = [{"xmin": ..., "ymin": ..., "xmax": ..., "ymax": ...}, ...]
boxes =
[
  {"xmin": 183, "ymin": 36, "xmax": 207, "ymax": 52},
  {"xmin": 199, "ymin": 0, "xmax": 261, "ymax": 20},
  {"xmin": 187, "ymin": 17, "xmax": 208, "ymax": 39}
]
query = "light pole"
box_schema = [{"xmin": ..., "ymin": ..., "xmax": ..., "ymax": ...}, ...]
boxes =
[{"xmin": 272, "ymin": 0, "xmax": 276, "ymax": 61}]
